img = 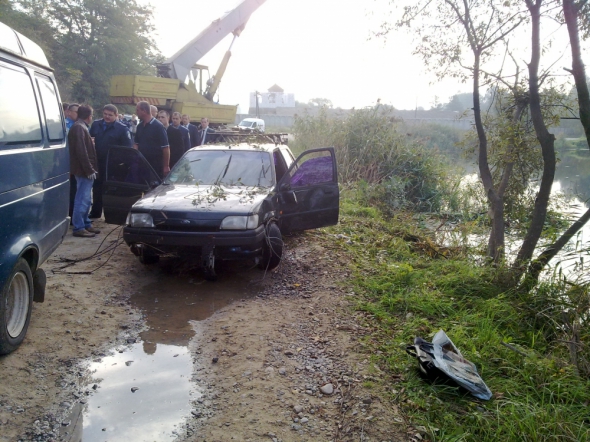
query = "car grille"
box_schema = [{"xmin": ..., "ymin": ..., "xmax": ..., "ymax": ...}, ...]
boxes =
[{"xmin": 154, "ymin": 224, "xmax": 220, "ymax": 233}]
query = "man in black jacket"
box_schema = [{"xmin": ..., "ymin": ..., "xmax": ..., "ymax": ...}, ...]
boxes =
[
  {"xmin": 181, "ymin": 114, "xmax": 200, "ymax": 148},
  {"xmin": 196, "ymin": 117, "xmax": 216, "ymax": 146},
  {"xmin": 89, "ymin": 104, "xmax": 133, "ymax": 218}
]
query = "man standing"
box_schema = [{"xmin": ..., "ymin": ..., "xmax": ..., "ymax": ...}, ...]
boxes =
[
  {"xmin": 134, "ymin": 101, "xmax": 170, "ymax": 178},
  {"xmin": 158, "ymin": 111, "xmax": 190, "ymax": 169},
  {"xmin": 65, "ymin": 103, "xmax": 79, "ymax": 132},
  {"xmin": 89, "ymin": 104, "xmax": 133, "ymax": 219},
  {"xmin": 196, "ymin": 117, "xmax": 216, "ymax": 146},
  {"xmin": 181, "ymin": 114, "xmax": 200, "ymax": 148},
  {"xmin": 68, "ymin": 105, "xmax": 100, "ymax": 238}
]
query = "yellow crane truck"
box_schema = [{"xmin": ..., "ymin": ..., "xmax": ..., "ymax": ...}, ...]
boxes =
[{"xmin": 109, "ymin": 0, "xmax": 266, "ymax": 124}]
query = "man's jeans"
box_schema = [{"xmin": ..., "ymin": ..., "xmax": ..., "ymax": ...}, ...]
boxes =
[{"xmin": 72, "ymin": 176, "xmax": 94, "ymax": 232}]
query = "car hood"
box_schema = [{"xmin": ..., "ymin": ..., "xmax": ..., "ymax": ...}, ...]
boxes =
[{"xmin": 132, "ymin": 184, "xmax": 270, "ymax": 218}]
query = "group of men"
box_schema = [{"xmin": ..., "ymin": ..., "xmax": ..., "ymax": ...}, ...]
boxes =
[{"xmin": 64, "ymin": 100, "xmax": 215, "ymax": 238}]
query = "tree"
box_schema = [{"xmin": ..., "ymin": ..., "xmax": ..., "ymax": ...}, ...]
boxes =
[
  {"xmin": 5, "ymin": 0, "xmax": 161, "ymax": 106},
  {"xmin": 376, "ymin": 0, "xmax": 590, "ymax": 283},
  {"xmin": 525, "ymin": 0, "xmax": 590, "ymax": 283}
]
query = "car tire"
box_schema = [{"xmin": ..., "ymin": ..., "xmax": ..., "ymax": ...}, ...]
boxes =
[
  {"xmin": 138, "ymin": 248, "xmax": 159, "ymax": 265},
  {"xmin": 258, "ymin": 223, "xmax": 283, "ymax": 271},
  {"xmin": 0, "ymin": 259, "xmax": 34, "ymax": 355}
]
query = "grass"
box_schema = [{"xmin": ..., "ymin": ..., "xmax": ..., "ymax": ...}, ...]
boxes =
[{"xmin": 324, "ymin": 188, "xmax": 590, "ymax": 441}]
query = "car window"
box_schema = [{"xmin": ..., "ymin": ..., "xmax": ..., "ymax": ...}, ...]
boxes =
[
  {"xmin": 290, "ymin": 151, "xmax": 334, "ymax": 188},
  {"xmin": 0, "ymin": 62, "xmax": 42, "ymax": 148},
  {"xmin": 166, "ymin": 150, "xmax": 273, "ymax": 188},
  {"xmin": 36, "ymin": 74, "xmax": 64, "ymax": 143}
]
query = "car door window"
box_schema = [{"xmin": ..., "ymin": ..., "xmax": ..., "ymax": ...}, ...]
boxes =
[
  {"xmin": 0, "ymin": 62, "xmax": 42, "ymax": 148},
  {"xmin": 36, "ymin": 74, "xmax": 64, "ymax": 143},
  {"xmin": 289, "ymin": 150, "xmax": 334, "ymax": 188},
  {"xmin": 107, "ymin": 147, "xmax": 160, "ymax": 187}
]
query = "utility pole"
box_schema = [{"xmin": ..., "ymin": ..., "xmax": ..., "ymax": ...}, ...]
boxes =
[{"xmin": 255, "ymin": 90, "xmax": 260, "ymax": 118}]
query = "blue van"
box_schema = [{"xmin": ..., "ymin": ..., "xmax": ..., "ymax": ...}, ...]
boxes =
[{"xmin": 0, "ymin": 22, "xmax": 69, "ymax": 354}]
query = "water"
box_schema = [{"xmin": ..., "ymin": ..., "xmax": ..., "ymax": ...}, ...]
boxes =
[{"xmin": 77, "ymin": 261, "xmax": 263, "ymax": 441}]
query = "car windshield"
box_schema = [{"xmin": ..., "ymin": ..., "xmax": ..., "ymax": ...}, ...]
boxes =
[
  {"xmin": 165, "ymin": 149, "xmax": 274, "ymax": 187},
  {"xmin": 239, "ymin": 121, "xmax": 254, "ymax": 128}
]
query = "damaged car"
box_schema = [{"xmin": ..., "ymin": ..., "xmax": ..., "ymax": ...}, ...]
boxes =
[{"xmin": 102, "ymin": 142, "xmax": 339, "ymax": 279}]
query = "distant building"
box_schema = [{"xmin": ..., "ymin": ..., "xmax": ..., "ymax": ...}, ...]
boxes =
[{"xmin": 249, "ymin": 84, "xmax": 295, "ymax": 114}]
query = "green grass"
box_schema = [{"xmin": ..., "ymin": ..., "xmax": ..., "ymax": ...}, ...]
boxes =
[{"xmin": 325, "ymin": 190, "xmax": 590, "ymax": 441}]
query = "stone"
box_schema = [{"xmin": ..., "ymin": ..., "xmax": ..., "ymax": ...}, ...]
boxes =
[
  {"xmin": 319, "ymin": 384, "xmax": 334, "ymax": 395},
  {"xmin": 294, "ymin": 405, "xmax": 304, "ymax": 413}
]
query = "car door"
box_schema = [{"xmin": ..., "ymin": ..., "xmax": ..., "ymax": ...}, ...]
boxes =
[
  {"xmin": 102, "ymin": 147, "xmax": 161, "ymax": 225},
  {"xmin": 276, "ymin": 147, "xmax": 339, "ymax": 233}
]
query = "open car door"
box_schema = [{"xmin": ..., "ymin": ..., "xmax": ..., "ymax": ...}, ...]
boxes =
[
  {"xmin": 103, "ymin": 147, "xmax": 161, "ymax": 225},
  {"xmin": 277, "ymin": 147, "xmax": 339, "ymax": 233}
]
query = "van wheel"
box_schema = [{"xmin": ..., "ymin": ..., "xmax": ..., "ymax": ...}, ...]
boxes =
[
  {"xmin": 258, "ymin": 223, "xmax": 283, "ymax": 271},
  {"xmin": 0, "ymin": 259, "xmax": 34, "ymax": 355}
]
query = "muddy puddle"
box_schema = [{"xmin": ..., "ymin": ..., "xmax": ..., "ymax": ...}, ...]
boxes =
[{"xmin": 70, "ymin": 261, "xmax": 264, "ymax": 441}]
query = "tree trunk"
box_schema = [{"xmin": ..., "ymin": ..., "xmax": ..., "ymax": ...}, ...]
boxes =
[
  {"xmin": 521, "ymin": 0, "xmax": 590, "ymax": 286},
  {"xmin": 514, "ymin": 0, "xmax": 556, "ymax": 273},
  {"xmin": 563, "ymin": 0, "xmax": 590, "ymax": 152}
]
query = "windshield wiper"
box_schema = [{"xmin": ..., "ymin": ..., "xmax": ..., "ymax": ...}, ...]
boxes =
[{"xmin": 215, "ymin": 154, "xmax": 233, "ymax": 185}]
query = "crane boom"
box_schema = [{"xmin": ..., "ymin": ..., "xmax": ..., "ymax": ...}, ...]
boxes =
[{"xmin": 163, "ymin": 0, "xmax": 266, "ymax": 83}]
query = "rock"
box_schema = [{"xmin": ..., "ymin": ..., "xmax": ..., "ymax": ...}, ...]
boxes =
[
  {"xmin": 279, "ymin": 367, "xmax": 287, "ymax": 375},
  {"xmin": 212, "ymin": 357, "xmax": 219, "ymax": 363},
  {"xmin": 264, "ymin": 367, "xmax": 274, "ymax": 374},
  {"xmin": 319, "ymin": 384, "xmax": 334, "ymax": 395},
  {"xmin": 294, "ymin": 405, "xmax": 304, "ymax": 413},
  {"xmin": 363, "ymin": 397, "xmax": 372, "ymax": 404},
  {"xmin": 301, "ymin": 417, "xmax": 309, "ymax": 424}
]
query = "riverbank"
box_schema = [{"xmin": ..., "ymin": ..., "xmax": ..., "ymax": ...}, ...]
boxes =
[{"xmin": 330, "ymin": 190, "xmax": 590, "ymax": 441}]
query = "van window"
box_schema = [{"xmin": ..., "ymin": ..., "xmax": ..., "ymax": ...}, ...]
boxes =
[
  {"xmin": 37, "ymin": 74, "xmax": 64, "ymax": 142},
  {"xmin": 0, "ymin": 62, "xmax": 42, "ymax": 147}
]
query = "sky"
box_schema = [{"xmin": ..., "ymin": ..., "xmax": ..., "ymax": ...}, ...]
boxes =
[
  {"xmin": 143, "ymin": 0, "xmax": 584, "ymax": 114},
  {"xmin": 143, "ymin": 0, "xmax": 472, "ymax": 113}
]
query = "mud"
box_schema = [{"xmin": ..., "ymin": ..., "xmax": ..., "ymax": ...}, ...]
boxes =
[{"xmin": 0, "ymin": 219, "xmax": 406, "ymax": 441}]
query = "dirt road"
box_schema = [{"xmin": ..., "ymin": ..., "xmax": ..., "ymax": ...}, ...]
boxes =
[{"xmin": 0, "ymin": 219, "xmax": 406, "ymax": 441}]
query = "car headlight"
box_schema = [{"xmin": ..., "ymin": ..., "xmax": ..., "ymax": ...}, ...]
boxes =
[
  {"xmin": 129, "ymin": 213, "xmax": 154, "ymax": 228},
  {"xmin": 220, "ymin": 215, "xmax": 259, "ymax": 230}
]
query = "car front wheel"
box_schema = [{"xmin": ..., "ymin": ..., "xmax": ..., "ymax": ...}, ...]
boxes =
[
  {"xmin": 258, "ymin": 223, "xmax": 283, "ymax": 271},
  {"xmin": 0, "ymin": 258, "xmax": 34, "ymax": 355}
]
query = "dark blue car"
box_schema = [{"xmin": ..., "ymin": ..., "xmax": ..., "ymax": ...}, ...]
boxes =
[
  {"xmin": 102, "ymin": 141, "xmax": 339, "ymax": 280},
  {"xmin": 0, "ymin": 22, "xmax": 69, "ymax": 354}
]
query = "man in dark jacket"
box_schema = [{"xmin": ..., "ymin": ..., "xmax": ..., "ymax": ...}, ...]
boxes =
[
  {"xmin": 89, "ymin": 104, "xmax": 133, "ymax": 218},
  {"xmin": 68, "ymin": 105, "xmax": 100, "ymax": 238},
  {"xmin": 196, "ymin": 117, "xmax": 216, "ymax": 146},
  {"xmin": 181, "ymin": 114, "xmax": 200, "ymax": 148}
]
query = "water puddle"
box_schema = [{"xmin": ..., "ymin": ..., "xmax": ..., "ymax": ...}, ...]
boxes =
[{"xmin": 72, "ymin": 261, "xmax": 263, "ymax": 441}]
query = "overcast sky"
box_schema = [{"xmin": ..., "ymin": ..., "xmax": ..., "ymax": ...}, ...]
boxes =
[{"xmin": 143, "ymin": 0, "xmax": 581, "ymax": 113}]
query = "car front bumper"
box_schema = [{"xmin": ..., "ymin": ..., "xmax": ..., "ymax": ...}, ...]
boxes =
[{"xmin": 123, "ymin": 224, "xmax": 266, "ymax": 260}]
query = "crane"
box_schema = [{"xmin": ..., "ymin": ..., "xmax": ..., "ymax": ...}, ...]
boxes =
[{"xmin": 110, "ymin": 0, "xmax": 266, "ymax": 125}]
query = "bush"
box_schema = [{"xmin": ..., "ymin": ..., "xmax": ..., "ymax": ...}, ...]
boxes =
[{"xmin": 291, "ymin": 106, "xmax": 462, "ymax": 213}]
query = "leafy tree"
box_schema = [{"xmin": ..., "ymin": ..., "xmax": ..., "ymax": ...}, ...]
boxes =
[
  {"xmin": 4, "ymin": 0, "xmax": 161, "ymax": 106},
  {"xmin": 376, "ymin": 0, "xmax": 590, "ymax": 283}
]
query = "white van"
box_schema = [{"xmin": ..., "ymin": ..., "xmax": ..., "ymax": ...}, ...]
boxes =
[{"xmin": 238, "ymin": 118, "xmax": 265, "ymax": 133}]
